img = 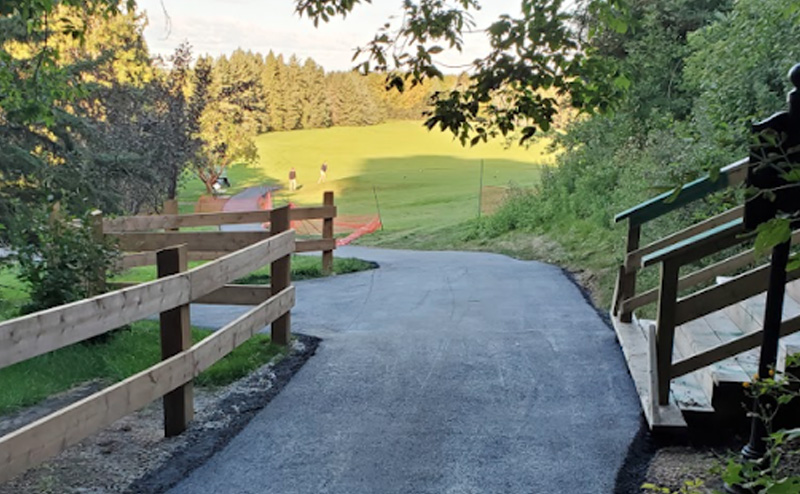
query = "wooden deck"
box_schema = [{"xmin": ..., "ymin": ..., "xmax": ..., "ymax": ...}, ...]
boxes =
[{"xmin": 612, "ymin": 278, "xmax": 800, "ymax": 430}]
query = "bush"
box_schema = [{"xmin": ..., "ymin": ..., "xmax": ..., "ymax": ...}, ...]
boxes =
[{"xmin": 10, "ymin": 207, "xmax": 119, "ymax": 314}]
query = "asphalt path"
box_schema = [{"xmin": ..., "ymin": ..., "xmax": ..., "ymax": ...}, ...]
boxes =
[{"xmin": 170, "ymin": 246, "xmax": 641, "ymax": 494}]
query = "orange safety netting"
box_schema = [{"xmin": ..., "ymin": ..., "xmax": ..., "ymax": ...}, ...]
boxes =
[{"xmin": 288, "ymin": 206, "xmax": 381, "ymax": 245}]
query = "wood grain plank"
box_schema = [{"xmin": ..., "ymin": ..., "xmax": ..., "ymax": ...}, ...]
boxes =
[
  {"xmin": 194, "ymin": 285, "xmax": 272, "ymax": 305},
  {"xmin": 614, "ymin": 158, "xmax": 747, "ymax": 226},
  {"xmin": 194, "ymin": 287, "xmax": 294, "ymax": 373},
  {"xmin": 296, "ymin": 238, "xmax": 336, "ymax": 253},
  {"xmin": 187, "ymin": 230, "xmax": 294, "ymax": 300},
  {"xmin": 671, "ymin": 314, "xmax": 800, "ymax": 378},
  {"xmin": 104, "ymin": 206, "xmax": 336, "ymax": 232},
  {"xmin": 625, "ymin": 207, "xmax": 743, "ymax": 273},
  {"xmin": 0, "ymin": 287, "xmax": 295, "ymax": 483},
  {"xmin": 675, "ymin": 263, "xmax": 800, "ymax": 327},
  {"xmin": 112, "ymin": 232, "xmax": 271, "ymax": 253},
  {"xmin": 0, "ymin": 275, "xmax": 191, "ymax": 370},
  {"xmin": 0, "ymin": 231, "xmax": 294, "ymax": 370}
]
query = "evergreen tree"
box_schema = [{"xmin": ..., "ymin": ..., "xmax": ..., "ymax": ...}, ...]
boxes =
[
  {"xmin": 226, "ymin": 49, "xmax": 269, "ymax": 132},
  {"xmin": 300, "ymin": 58, "xmax": 331, "ymax": 129},
  {"xmin": 280, "ymin": 55, "xmax": 305, "ymax": 130},
  {"xmin": 261, "ymin": 50, "xmax": 280, "ymax": 131},
  {"xmin": 326, "ymin": 72, "xmax": 384, "ymax": 127},
  {"xmin": 268, "ymin": 54, "xmax": 290, "ymax": 131}
]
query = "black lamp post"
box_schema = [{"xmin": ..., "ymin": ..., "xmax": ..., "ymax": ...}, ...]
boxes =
[{"xmin": 726, "ymin": 64, "xmax": 800, "ymax": 493}]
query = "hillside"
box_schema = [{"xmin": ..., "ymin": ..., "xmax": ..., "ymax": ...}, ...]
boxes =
[{"xmin": 180, "ymin": 121, "xmax": 554, "ymax": 238}]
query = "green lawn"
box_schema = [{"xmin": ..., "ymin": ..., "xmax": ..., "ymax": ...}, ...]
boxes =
[
  {"xmin": 0, "ymin": 266, "xmax": 27, "ymax": 321},
  {"xmin": 0, "ymin": 320, "xmax": 284, "ymax": 416},
  {"xmin": 112, "ymin": 255, "xmax": 376, "ymax": 284},
  {"xmin": 178, "ymin": 121, "xmax": 553, "ymax": 239}
]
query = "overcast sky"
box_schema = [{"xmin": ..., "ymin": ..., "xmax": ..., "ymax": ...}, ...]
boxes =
[{"xmin": 138, "ymin": 0, "xmax": 524, "ymax": 71}]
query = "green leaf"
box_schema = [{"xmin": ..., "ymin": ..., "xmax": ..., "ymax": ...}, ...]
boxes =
[
  {"xmin": 765, "ymin": 477, "xmax": 800, "ymax": 494},
  {"xmin": 613, "ymin": 74, "xmax": 631, "ymax": 91},
  {"xmin": 722, "ymin": 460, "xmax": 744, "ymax": 486},
  {"xmin": 754, "ymin": 219, "xmax": 791, "ymax": 257},
  {"xmin": 782, "ymin": 427, "xmax": 800, "ymax": 441},
  {"xmin": 780, "ymin": 168, "xmax": 800, "ymax": 182}
]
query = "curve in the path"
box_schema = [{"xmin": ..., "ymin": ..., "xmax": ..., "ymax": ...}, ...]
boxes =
[{"xmin": 173, "ymin": 246, "xmax": 641, "ymax": 494}]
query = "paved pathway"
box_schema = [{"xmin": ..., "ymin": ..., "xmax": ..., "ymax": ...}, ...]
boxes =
[{"xmin": 170, "ymin": 247, "xmax": 641, "ymax": 494}]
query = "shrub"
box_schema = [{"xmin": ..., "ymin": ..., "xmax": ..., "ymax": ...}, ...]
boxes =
[{"xmin": 10, "ymin": 207, "xmax": 119, "ymax": 314}]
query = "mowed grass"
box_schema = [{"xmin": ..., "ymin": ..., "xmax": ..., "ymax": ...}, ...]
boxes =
[
  {"xmin": 0, "ymin": 320, "xmax": 284, "ymax": 416},
  {"xmin": 0, "ymin": 266, "xmax": 28, "ymax": 320},
  {"xmin": 178, "ymin": 121, "xmax": 553, "ymax": 239},
  {"xmin": 112, "ymin": 255, "xmax": 376, "ymax": 284}
]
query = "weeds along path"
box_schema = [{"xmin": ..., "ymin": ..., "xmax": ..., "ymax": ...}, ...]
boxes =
[{"xmin": 176, "ymin": 246, "xmax": 640, "ymax": 494}]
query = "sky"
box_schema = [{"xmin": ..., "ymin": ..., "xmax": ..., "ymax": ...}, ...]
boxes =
[{"xmin": 138, "ymin": 0, "xmax": 524, "ymax": 72}]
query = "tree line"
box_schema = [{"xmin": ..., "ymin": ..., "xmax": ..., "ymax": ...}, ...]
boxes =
[{"xmin": 198, "ymin": 48, "xmax": 461, "ymax": 134}]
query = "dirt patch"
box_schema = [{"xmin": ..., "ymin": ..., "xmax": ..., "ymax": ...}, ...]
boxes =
[
  {"xmin": 644, "ymin": 447, "xmax": 723, "ymax": 492},
  {"xmin": 0, "ymin": 334, "xmax": 320, "ymax": 494}
]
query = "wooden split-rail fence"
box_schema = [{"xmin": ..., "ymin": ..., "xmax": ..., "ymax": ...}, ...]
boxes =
[
  {"xmin": 0, "ymin": 193, "xmax": 337, "ymax": 483},
  {"xmin": 611, "ymin": 158, "xmax": 800, "ymax": 429},
  {"xmin": 106, "ymin": 191, "xmax": 337, "ymax": 276}
]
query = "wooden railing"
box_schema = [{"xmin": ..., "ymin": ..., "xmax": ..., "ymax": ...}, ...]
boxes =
[
  {"xmin": 104, "ymin": 191, "xmax": 337, "ymax": 274},
  {"xmin": 612, "ymin": 158, "xmax": 749, "ymax": 322},
  {"xmin": 0, "ymin": 207, "xmax": 296, "ymax": 483},
  {"xmin": 611, "ymin": 157, "xmax": 800, "ymax": 405}
]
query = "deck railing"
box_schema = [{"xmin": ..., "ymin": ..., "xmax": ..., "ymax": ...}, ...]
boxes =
[{"xmin": 611, "ymin": 158, "xmax": 800, "ymax": 406}]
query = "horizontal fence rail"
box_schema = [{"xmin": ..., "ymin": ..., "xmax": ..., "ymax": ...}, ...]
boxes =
[
  {"xmin": 0, "ymin": 230, "xmax": 295, "ymax": 371},
  {"xmin": 614, "ymin": 158, "xmax": 748, "ymax": 227},
  {"xmin": 0, "ymin": 206, "xmax": 297, "ymax": 483},
  {"xmin": 0, "ymin": 287, "xmax": 295, "ymax": 483},
  {"xmin": 103, "ymin": 205, "xmax": 336, "ymax": 232},
  {"xmin": 106, "ymin": 192, "xmax": 337, "ymax": 272}
]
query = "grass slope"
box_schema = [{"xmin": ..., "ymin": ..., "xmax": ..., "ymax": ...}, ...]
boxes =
[{"xmin": 179, "ymin": 121, "xmax": 553, "ymax": 238}]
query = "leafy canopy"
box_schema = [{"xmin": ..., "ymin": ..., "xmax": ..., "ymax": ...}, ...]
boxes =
[{"xmin": 296, "ymin": 0, "xmax": 629, "ymax": 145}]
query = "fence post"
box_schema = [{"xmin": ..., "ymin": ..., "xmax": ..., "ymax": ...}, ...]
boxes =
[
  {"xmin": 617, "ymin": 222, "xmax": 641, "ymax": 323},
  {"xmin": 271, "ymin": 206, "xmax": 292, "ymax": 346},
  {"xmin": 322, "ymin": 191, "xmax": 335, "ymax": 275},
  {"xmin": 89, "ymin": 210, "xmax": 107, "ymax": 296},
  {"xmin": 157, "ymin": 244, "xmax": 193, "ymax": 437},
  {"xmin": 655, "ymin": 259, "xmax": 680, "ymax": 405},
  {"xmin": 164, "ymin": 199, "xmax": 179, "ymax": 232}
]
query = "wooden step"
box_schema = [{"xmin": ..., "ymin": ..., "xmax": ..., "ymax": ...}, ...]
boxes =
[
  {"xmin": 724, "ymin": 289, "xmax": 800, "ymax": 374},
  {"xmin": 725, "ymin": 291, "xmax": 800, "ymax": 333},
  {"xmin": 672, "ymin": 315, "xmax": 748, "ymax": 413},
  {"xmin": 610, "ymin": 315, "xmax": 687, "ymax": 429},
  {"xmin": 670, "ymin": 330, "xmax": 714, "ymax": 413},
  {"xmin": 701, "ymin": 310, "xmax": 758, "ymax": 379}
]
